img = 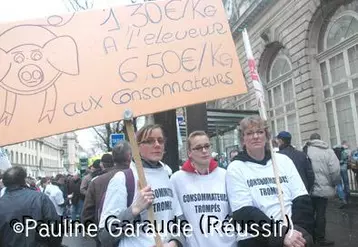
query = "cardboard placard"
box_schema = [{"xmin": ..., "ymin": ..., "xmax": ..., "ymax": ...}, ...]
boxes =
[{"xmin": 0, "ymin": 0, "xmax": 247, "ymax": 147}]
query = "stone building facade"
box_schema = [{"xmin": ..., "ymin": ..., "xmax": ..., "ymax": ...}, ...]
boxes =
[
  {"xmin": 217, "ymin": 0, "xmax": 358, "ymax": 150},
  {"xmin": 3, "ymin": 137, "xmax": 64, "ymax": 177},
  {"xmin": 2, "ymin": 132, "xmax": 81, "ymax": 177}
]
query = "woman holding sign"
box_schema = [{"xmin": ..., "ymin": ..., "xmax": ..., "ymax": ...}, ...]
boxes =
[
  {"xmin": 98, "ymin": 124, "xmax": 185, "ymax": 247},
  {"xmin": 226, "ymin": 116, "xmax": 314, "ymax": 247}
]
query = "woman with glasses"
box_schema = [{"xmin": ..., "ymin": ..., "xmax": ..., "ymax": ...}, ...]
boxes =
[
  {"xmin": 98, "ymin": 124, "xmax": 184, "ymax": 247},
  {"xmin": 226, "ymin": 115, "xmax": 314, "ymax": 247},
  {"xmin": 170, "ymin": 130, "xmax": 237, "ymax": 247}
]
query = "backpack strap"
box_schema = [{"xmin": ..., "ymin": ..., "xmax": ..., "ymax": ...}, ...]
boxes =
[
  {"xmin": 123, "ymin": 168, "xmax": 135, "ymax": 207},
  {"xmin": 97, "ymin": 169, "xmax": 135, "ymax": 223},
  {"xmin": 98, "ymin": 191, "xmax": 106, "ymax": 223}
]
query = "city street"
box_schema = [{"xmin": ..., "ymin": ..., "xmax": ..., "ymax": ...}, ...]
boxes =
[
  {"xmin": 62, "ymin": 232, "xmax": 96, "ymax": 247},
  {"xmin": 62, "ymin": 197, "xmax": 358, "ymax": 247}
]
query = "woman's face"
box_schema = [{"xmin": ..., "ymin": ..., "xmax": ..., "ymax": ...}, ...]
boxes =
[
  {"xmin": 139, "ymin": 128, "xmax": 165, "ymax": 163},
  {"xmin": 243, "ymin": 124, "xmax": 267, "ymax": 152}
]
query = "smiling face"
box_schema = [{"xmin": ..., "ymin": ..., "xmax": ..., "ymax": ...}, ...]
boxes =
[{"xmin": 138, "ymin": 127, "xmax": 165, "ymax": 163}]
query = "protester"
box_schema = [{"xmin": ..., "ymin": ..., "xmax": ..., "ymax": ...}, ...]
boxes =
[
  {"xmin": 43, "ymin": 175, "xmax": 66, "ymax": 217},
  {"xmin": 171, "ymin": 130, "xmax": 237, "ymax": 247},
  {"xmin": 80, "ymin": 159, "xmax": 101, "ymax": 196},
  {"xmin": 303, "ymin": 133, "xmax": 340, "ymax": 246},
  {"xmin": 336, "ymin": 140, "xmax": 350, "ymax": 206},
  {"xmin": 98, "ymin": 124, "xmax": 184, "ymax": 247},
  {"xmin": 99, "ymin": 153, "xmax": 114, "ymax": 171},
  {"xmin": 67, "ymin": 172, "xmax": 84, "ymax": 221},
  {"xmin": 0, "ymin": 167, "xmax": 62, "ymax": 247},
  {"xmin": 277, "ymin": 131, "xmax": 315, "ymax": 192},
  {"xmin": 82, "ymin": 141, "xmax": 132, "ymax": 247},
  {"xmin": 226, "ymin": 115, "xmax": 314, "ymax": 247}
]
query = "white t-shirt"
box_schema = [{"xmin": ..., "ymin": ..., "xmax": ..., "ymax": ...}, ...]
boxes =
[
  {"xmin": 170, "ymin": 167, "xmax": 237, "ymax": 247},
  {"xmin": 44, "ymin": 184, "xmax": 64, "ymax": 216},
  {"xmin": 226, "ymin": 153, "xmax": 307, "ymax": 236},
  {"xmin": 99, "ymin": 165, "xmax": 183, "ymax": 247}
]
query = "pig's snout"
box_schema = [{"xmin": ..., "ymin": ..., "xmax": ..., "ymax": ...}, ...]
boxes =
[{"xmin": 18, "ymin": 64, "xmax": 44, "ymax": 87}]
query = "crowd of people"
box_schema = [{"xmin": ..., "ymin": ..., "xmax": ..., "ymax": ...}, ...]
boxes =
[{"xmin": 0, "ymin": 115, "xmax": 355, "ymax": 247}]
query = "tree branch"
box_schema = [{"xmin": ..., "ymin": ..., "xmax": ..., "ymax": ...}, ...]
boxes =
[
  {"xmin": 105, "ymin": 123, "xmax": 112, "ymax": 151},
  {"xmin": 92, "ymin": 127, "xmax": 106, "ymax": 144}
]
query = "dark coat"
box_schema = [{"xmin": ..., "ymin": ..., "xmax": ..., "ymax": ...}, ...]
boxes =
[
  {"xmin": 68, "ymin": 177, "xmax": 84, "ymax": 205},
  {"xmin": 81, "ymin": 167, "xmax": 121, "ymax": 225},
  {"xmin": 279, "ymin": 145, "xmax": 315, "ymax": 193},
  {"xmin": 0, "ymin": 186, "xmax": 62, "ymax": 247}
]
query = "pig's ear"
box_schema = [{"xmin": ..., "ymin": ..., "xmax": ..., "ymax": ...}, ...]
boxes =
[
  {"xmin": 44, "ymin": 36, "xmax": 79, "ymax": 75},
  {"xmin": 0, "ymin": 48, "xmax": 10, "ymax": 81}
]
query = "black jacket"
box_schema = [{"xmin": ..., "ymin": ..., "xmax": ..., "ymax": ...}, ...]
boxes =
[
  {"xmin": 279, "ymin": 145, "xmax": 315, "ymax": 193},
  {"xmin": 0, "ymin": 186, "xmax": 62, "ymax": 247}
]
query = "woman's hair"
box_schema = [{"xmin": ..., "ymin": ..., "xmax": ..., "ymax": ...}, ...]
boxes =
[
  {"xmin": 136, "ymin": 124, "xmax": 164, "ymax": 144},
  {"xmin": 187, "ymin": 130, "xmax": 208, "ymax": 151},
  {"xmin": 238, "ymin": 115, "xmax": 271, "ymax": 145}
]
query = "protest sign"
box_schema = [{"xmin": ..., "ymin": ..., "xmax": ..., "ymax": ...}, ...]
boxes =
[{"xmin": 0, "ymin": 0, "xmax": 247, "ymax": 146}]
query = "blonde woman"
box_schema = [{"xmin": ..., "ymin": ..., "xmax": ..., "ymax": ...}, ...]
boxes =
[{"xmin": 226, "ymin": 116, "xmax": 314, "ymax": 247}]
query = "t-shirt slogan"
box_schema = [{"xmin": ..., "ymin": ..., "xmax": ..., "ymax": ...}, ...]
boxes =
[
  {"xmin": 153, "ymin": 187, "xmax": 174, "ymax": 213},
  {"xmin": 247, "ymin": 176, "xmax": 289, "ymax": 196},
  {"xmin": 183, "ymin": 193, "xmax": 228, "ymax": 213}
]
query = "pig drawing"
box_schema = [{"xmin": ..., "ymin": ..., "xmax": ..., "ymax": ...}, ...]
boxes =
[{"xmin": 0, "ymin": 25, "xmax": 79, "ymax": 125}]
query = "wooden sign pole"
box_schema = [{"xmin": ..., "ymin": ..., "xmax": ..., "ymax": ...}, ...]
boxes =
[{"xmin": 123, "ymin": 110, "xmax": 163, "ymax": 247}]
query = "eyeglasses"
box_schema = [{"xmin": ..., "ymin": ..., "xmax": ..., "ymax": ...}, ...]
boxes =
[
  {"xmin": 244, "ymin": 130, "xmax": 265, "ymax": 138},
  {"xmin": 140, "ymin": 138, "xmax": 166, "ymax": 145},
  {"xmin": 191, "ymin": 144, "xmax": 211, "ymax": 152}
]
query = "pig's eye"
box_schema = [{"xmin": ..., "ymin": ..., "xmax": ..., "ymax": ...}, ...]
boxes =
[
  {"xmin": 31, "ymin": 51, "xmax": 42, "ymax": 61},
  {"xmin": 14, "ymin": 53, "xmax": 25, "ymax": 63}
]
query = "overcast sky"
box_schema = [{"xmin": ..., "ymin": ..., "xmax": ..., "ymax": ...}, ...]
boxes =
[{"xmin": 0, "ymin": 0, "xmax": 146, "ymax": 153}]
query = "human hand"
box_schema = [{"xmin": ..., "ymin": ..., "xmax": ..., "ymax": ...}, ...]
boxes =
[
  {"xmin": 283, "ymin": 229, "xmax": 306, "ymax": 247},
  {"xmin": 131, "ymin": 183, "xmax": 154, "ymax": 216},
  {"xmin": 164, "ymin": 241, "xmax": 178, "ymax": 247},
  {"xmin": 150, "ymin": 240, "xmax": 178, "ymax": 247}
]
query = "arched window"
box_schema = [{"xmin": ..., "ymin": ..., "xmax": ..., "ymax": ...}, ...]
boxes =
[
  {"xmin": 270, "ymin": 56, "xmax": 291, "ymax": 81},
  {"xmin": 318, "ymin": 11, "xmax": 358, "ymax": 147},
  {"xmin": 325, "ymin": 14, "xmax": 358, "ymax": 49},
  {"xmin": 266, "ymin": 50, "xmax": 300, "ymax": 147}
]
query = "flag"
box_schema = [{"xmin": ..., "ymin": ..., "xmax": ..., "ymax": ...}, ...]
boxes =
[
  {"xmin": 176, "ymin": 117, "xmax": 183, "ymax": 150},
  {"xmin": 242, "ymin": 29, "xmax": 267, "ymax": 121}
]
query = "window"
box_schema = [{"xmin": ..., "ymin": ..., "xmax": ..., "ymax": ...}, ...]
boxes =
[
  {"xmin": 320, "ymin": 12, "xmax": 358, "ymax": 147},
  {"xmin": 266, "ymin": 50, "xmax": 300, "ymax": 147},
  {"xmin": 326, "ymin": 15, "xmax": 358, "ymax": 49}
]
